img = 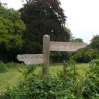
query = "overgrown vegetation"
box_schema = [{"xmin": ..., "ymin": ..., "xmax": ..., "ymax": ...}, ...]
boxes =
[
  {"xmin": 0, "ymin": 60, "xmax": 77, "ymax": 99},
  {"xmin": 82, "ymin": 59, "xmax": 99, "ymax": 99},
  {"xmin": 0, "ymin": 59, "xmax": 99, "ymax": 99},
  {"xmin": 0, "ymin": 2, "xmax": 26, "ymax": 62}
]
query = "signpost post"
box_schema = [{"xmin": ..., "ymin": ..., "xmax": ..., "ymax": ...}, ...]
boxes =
[{"xmin": 42, "ymin": 35, "xmax": 50, "ymax": 77}]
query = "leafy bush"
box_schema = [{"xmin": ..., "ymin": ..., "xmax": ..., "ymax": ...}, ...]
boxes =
[
  {"xmin": 3, "ymin": 75, "xmax": 74, "ymax": 99},
  {"xmin": 1, "ymin": 59, "xmax": 99, "ymax": 99},
  {"xmin": 1, "ymin": 60, "xmax": 78, "ymax": 99},
  {"xmin": 82, "ymin": 59, "xmax": 99, "ymax": 99},
  {"xmin": 73, "ymin": 46, "xmax": 99, "ymax": 63},
  {"xmin": 92, "ymin": 59, "xmax": 99, "ymax": 65}
]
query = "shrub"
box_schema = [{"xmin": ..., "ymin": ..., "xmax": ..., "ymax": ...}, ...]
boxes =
[
  {"xmin": 82, "ymin": 59, "xmax": 99, "ymax": 99},
  {"xmin": 1, "ymin": 60, "xmax": 78, "ymax": 99},
  {"xmin": 2, "ymin": 59, "xmax": 99, "ymax": 99}
]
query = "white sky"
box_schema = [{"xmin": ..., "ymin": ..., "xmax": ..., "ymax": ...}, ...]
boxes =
[{"xmin": 1, "ymin": 0, "xmax": 99, "ymax": 44}]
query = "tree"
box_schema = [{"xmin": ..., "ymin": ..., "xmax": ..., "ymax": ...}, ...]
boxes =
[
  {"xmin": 90, "ymin": 35, "xmax": 99, "ymax": 50},
  {"xmin": 73, "ymin": 48, "xmax": 85, "ymax": 63},
  {"xmin": 72, "ymin": 35, "xmax": 99, "ymax": 63},
  {"xmin": 70, "ymin": 37, "xmax": 84, "ymax": 43},
  {"xmin": 0, "ymin": 3, "xmax": 26, "ymax": 62},
  {"xmin": 0, "ymin": 3, "xmax": 26, "ymax": 49},
  {"xmin": 73, "ymin": 45, "xmax": 99, "ymax": 63},
  {"xmin": 19, "ymin": 0, "xmax": 70, "ymax": 54},
  {"xmin": 84, "ymin": 48, "xmax": 99, "ymax": 62}
]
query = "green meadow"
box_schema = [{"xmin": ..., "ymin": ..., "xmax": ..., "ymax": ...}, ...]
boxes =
[{"xmin": 0, "ymin": 63, "xmax": 89, "ymax": 92}]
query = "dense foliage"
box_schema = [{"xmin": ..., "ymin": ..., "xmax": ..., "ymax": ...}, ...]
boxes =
[
  {"xmin": 73, "ymin": 35, "xmax": 99, "ymax": 63},
  {"xmin": 73, "ymin": 46, "xmax": 99, "ymax": 63},
  {"xmin": 71, "ymin": 37, "xmax": 83, "ymax": 42},
  {"xmin": 0, "ymin": 3, "xmax": 25, "ymax": 49},
  {"xmin": 0, "ymin": 3, "xmax": 26, "ymax": 62},
  {"xmin": 1, "ymin": 59, "xmax": 99, "ymax": 98},
  {"xmin": 82, "ymin": 59, "xmax": 99, "ymax": 99},
  {"xmin": 0, "ymin": 60, "xmax": 78, "ymax": 99},
  {"xmin": 19, "ymin": 0, "xmax": 70, "ymax": 54},
  {"xmin": 90, "ymin": 35, "xmax": 99, "ymax": 50}
]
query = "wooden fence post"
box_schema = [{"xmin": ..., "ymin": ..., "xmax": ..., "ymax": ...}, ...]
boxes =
[{"xmin": 42, "ymin": 34, "xmax": 50, "ymax": 78}]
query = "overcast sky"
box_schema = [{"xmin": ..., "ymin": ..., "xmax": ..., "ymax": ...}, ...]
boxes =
[{"xmin": 1, "ymin": 0, "xmax": 99, "ymax": 44}]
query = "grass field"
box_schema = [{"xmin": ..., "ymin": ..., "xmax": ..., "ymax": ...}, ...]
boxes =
[{"xmin": 0, "ymin": 63, "xmax": 89, "ymax": 92}]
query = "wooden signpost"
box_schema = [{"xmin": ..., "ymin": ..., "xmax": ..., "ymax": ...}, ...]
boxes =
[
  {"xmin": 50, "ymin": 41, "xmax": 86, "ymax": 51},
  {"xmin": 17, "ymin": 54, "xmax": 44, "ymax": 65},
  {"xmin": 17, "ymin": 34, "xmax": 87, "ymax": 77}
]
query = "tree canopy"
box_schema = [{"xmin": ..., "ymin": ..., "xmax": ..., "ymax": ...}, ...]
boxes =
[
  {"xmin": 0, "ymin": 3, "xmax": 26, "ymax": 49},
  {"xmin": 0, "ymin": 3, "xmax": 26, "ymax": 62},
  {"xmin": 72, "ymin": 35, "xmax": 99, "ymax": 63},
  {"xmin": 90, "ymin": 35, "xmax": 99, "ymax": 50},
  {"xmin": 19, "ymin": 0, "xmax": 70, "ymax": 54},
  {"xmin": 70, "ymin": 37, "xmax": 83, "ymax": 43}
]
